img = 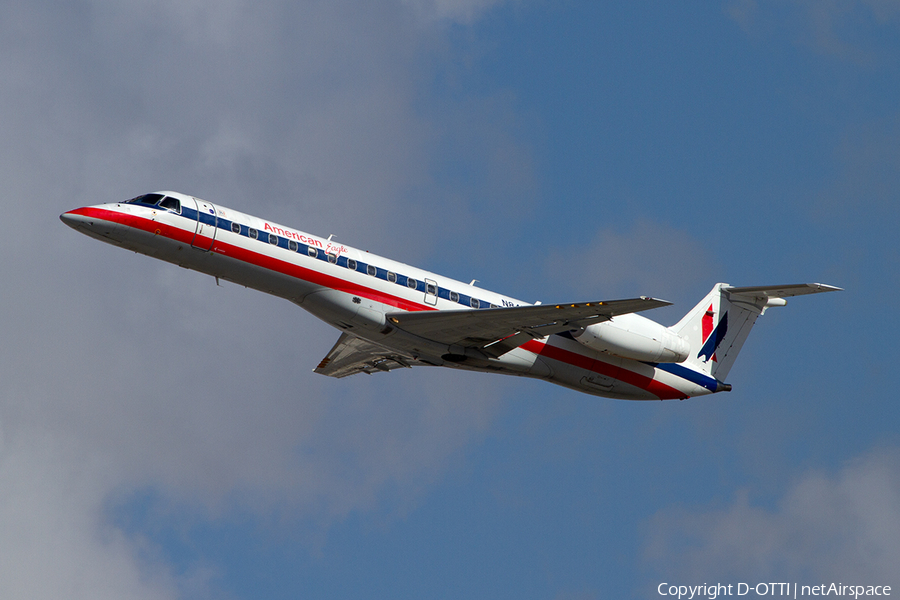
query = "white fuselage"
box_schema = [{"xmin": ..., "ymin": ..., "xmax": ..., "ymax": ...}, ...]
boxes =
[{"xmin": 61, "ymin": 191, "xmax": 722, "ymax": 400}]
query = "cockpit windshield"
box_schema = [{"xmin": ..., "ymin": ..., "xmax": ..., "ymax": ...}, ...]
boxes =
[
  {"xmin": 125, "ymin": 193, "xmax": 165, "ymax": 206},
  {"xmin": 123, "ymin": 193, "xmax": 181, "ymax": 213}
]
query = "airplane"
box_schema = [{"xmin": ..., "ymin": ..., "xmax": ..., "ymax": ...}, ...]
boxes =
[{"xmin": 60, "ymin": 191, "xmax": 840, "ymax": 401}]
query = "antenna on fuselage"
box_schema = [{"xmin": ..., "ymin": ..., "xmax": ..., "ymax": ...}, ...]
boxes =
[
  {"xmin": 469, "ymin": 279, "xmax": 478, "ymax": 286},
  {"xmin": 327, "ymin": 234, "xmax": 335, "ymax": 241}
]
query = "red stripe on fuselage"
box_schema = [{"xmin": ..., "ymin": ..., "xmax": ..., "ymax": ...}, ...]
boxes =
[
  {"xmin": 67, "ymin": 206, "xmax": 197, "ymax": 245},
  {"xmin": 520, "ymin": 340, "xmax": 686, "ymax": 400},
  {"xmin": 76, "ymin": 205, "xmax": 687, "ymax": 399},
  {"xmin": 73, "ymin": 206, "xmax": 430, "ymax": 312}
]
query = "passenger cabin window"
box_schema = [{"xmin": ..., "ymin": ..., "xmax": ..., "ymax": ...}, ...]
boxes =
[
  {"xmin": 249, "ymin": 228, "xmax": 258, "ymax": 240},
  {"xmin": 450, "ymin": 291, "xmax": 459, "ymax": 303},
  {"xmin": 407, "ymin": 278, "xmax": 417, "ymax": 290},
  {"xmin": 158, "ymin": 197, "xmax": 181, "ymax": 213},
  {"xmin": 327, "ymin": 253, "xmax": 337, "ymax": 264},
  {"xmin": 308, "ymin": 246, "xmax": 317, "ymax": 258},
  {"xmin": 387, "ymin": 271, "xmax": 397, "ymax": 283},
  {"xmin": 288, "ymin": 240, "xmax": 298, "ymax": 252},
  {"xmin": 470, "ymin": 298, "xmax": 480, "ymax": 309},
  {"xmin": 367, "ymin": 265, "xmax": 376, "ymax": 276},
  {"xmin": 231, "ymin": 222, "xmax": 240, "ymax": 234},
  {"xmin": 347, "ymin": 258, "xmax": 357, "ymax": 270},
  {"xmin": 268, "ymin": 233, "xmax": 278, "ymax": 245},
  {"xmin": 426, "ymin": 283, "xmax": 437, "ymax": 295}
]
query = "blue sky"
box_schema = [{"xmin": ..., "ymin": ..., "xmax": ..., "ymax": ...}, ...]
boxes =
[{"xmin": 1, "ymin": 1, "xmax": 898, "ymax": 598}]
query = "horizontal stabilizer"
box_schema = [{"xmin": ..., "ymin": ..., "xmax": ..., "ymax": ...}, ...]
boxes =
[{"xmin": 723, "ymin": 283, "xmax": 842, "ymax": 299}]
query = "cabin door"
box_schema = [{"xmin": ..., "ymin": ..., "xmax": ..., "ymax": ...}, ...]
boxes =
[
  {"xmin": 424, "ymin": 279, "xmax": 439, "ymax": 306},
  {"xmin": 191, "ymin": 198, "xmax": 218, "ymax": 251}
]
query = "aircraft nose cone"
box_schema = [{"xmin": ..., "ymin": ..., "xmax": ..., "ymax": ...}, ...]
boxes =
[
  {"xmin": 60, "ymin": 207, "xmax": 124, "ymax": 243},
  {"xmin": 60, "ymin": 209, "xmax": 94, "ymax": 233},
  {"xmin": 60, "ymin": 210, "xmax": 84, "ymax": 229}
]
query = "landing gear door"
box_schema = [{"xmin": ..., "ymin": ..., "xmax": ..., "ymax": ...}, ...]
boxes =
[
  {"xmin": 191, "ymin": 197, "xmax": 218, "ymax": 251},
  {"xmin": 424, "ymin": 278, "xmax": 439, "ymax": 306}
]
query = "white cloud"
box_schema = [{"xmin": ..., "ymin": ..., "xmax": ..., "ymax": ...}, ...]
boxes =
[
  {"xmin": 0, "ymin": 0, "xmax": 522, "ymax": 595},
  {"xmin": 0, "ymin": 431, "xmax": 178, "ymax": 600},
  {"xmin": 644, "ymin": 447, "xmax": 900, "ymax": 583}
]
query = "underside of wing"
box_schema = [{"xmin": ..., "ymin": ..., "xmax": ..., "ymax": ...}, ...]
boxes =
[
  {"xmin": 384, "ymin": 297, "xmax": 671, "ymax": 358},
  {"xmin": 314, "ymin": 333, "xmax": 429, "ymax": 378}
]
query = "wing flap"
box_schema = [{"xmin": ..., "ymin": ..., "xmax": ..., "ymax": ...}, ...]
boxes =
[{"xmin": 314, "ymin": 333, "xmax": 426, "ymax": 378}]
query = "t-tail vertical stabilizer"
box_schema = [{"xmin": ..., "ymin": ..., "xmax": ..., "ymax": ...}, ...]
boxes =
[{"xmin": 669, "ymin": 283, "xmax": 841, "ymax": 386}]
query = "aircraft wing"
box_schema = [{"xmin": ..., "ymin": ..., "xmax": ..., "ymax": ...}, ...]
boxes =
[
  {"xmin": 384, "ymin": 297, "xmax": 671, "ymax": 358},
  {"xmin": 314, "ymin": 333, "xmax": 429, "ymax": 378}
]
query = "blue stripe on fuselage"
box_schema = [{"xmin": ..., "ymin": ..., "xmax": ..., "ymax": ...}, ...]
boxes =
[
  {"xmin": 647, "ymin": 362, "xmax": 719, "ymax": 392},
  {"xmin": 153, "ymin": 202, "xmax": 499, "ymax": 311}
]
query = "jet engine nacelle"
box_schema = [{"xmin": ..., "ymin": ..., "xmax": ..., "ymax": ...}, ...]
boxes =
[{"xmin": 573, "ymin": 314, "xmax": 690, "ymax": 363}]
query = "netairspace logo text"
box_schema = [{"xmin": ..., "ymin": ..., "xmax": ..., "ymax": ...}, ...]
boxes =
[{"xmin": 658, "ymin": 583, "xmax": 892, "ymax": 599}]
